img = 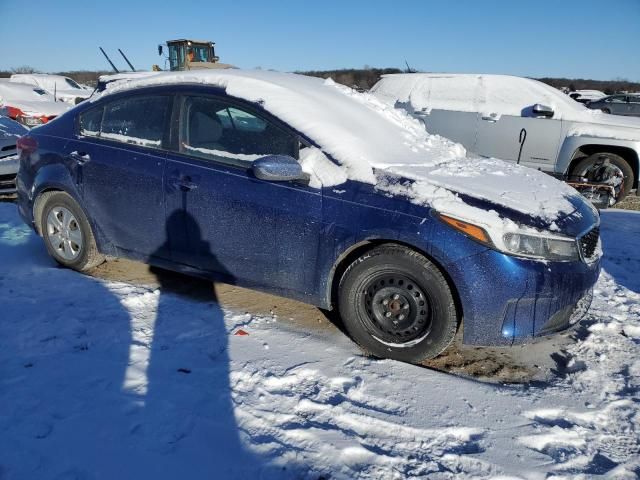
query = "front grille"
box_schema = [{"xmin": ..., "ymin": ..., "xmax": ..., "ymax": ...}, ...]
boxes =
[{"xmin": 579, "ymin": 226, "xmax": 599, "ymax": 260}]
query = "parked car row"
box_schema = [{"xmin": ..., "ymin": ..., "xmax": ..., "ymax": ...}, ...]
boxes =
[
  {"xmin": 0, "ymin": 80, "xmax": 70, "ymax": 127},
  {"xmin": 371, "ymin": 73, "xmax": 640, "ymax": 204},
  {"xmin": 15, "ymin": 69, "xmax": 602, "ymax": 363},
  {"xmin": 9, "ymin": 74, "xmax": 92, "ymax": 105},
  {"xmin": 586, "ymin": 94, "xmax": 640, "ymax": 117},
  {"xmin": 0, "ymin": 115, "xmax": 27, "ymax": 194}
]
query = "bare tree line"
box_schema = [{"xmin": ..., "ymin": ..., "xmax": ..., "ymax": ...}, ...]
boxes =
[{"xmin": 1, "ymin": 66, "xmax": 639, "ymax": 93}]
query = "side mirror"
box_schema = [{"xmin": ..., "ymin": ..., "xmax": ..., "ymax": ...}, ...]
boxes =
[
  {"xmin": 532, "ymin": 104, "xmax": 554, "ymax": 118},
  {"xmin": 252, "ymin": 155, "xmax": 305, "ymax": 182}
]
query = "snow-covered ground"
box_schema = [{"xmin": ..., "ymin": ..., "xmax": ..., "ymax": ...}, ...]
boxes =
[{"xmin": 0, "ymin": 201, "xmax": 638, "ymax": 479}]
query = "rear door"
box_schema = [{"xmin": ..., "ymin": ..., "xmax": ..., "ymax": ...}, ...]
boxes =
[
  {"xmin": 630, "ymin": 95, "xmax": 640, "ymax": 116},
  {"xmin": 63, "ymin": 94, "xmax": 172, "ymax": 258},
  {"xmin": 412, "ymin": 76, "xmax": 480, "ymax": 151},
  {"xmin": 164, "ymin": 93, "xmax": 322, "ymax": 300},
  {"xmin": 609, "ymin": 95, "xmax": 629, "ymax": 115}
]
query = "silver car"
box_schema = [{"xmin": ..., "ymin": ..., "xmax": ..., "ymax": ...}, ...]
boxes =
[
  {"xmin": 587, "ymin": 94, "xmax": 640, "ymax": 117},
  {"xmin": 0, "ymin": 115, "xmax": 28, "ymax": 194},
  {"xmin": 371, "ymin": 74, "xmax": 640, "ymax": 203}
]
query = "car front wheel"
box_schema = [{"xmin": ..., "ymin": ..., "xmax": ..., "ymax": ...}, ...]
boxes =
[
  {"xmin": 338, "ymin": 245, "xmax": 458, "ymax": 363},
  {"xmin": 572, "ymin": 152, "xmax": 634, "ymax": 204},
  {"xmin": 37, "ymin": 191, "xmax": 104, "ymax": 271}
]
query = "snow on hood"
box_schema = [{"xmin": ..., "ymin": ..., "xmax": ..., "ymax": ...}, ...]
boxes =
[
  {"xmin": 101, "ymin": 69, "xmax": 584, "ymax": 226},
  {"xmin": 567, "ymin": 115, "xmax": 640, "ymax": 142}
]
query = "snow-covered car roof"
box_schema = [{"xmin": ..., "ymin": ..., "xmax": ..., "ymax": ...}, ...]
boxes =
[
  {"xmin": 98, "ymin": 69, "xmax": 584, "ymax": 225},
  {"xmin": 0, "ymin": 80, "xmax": 71, "ymax": 117},
  {"xmin": 371, "ymin": 73, "xmax": 596, "ymax": 121},
  {"xmin": 10, "ymin": 74, "xmax": 89, "ymax": 91},
  {"xmin": 372, "ymin": 73, "xmax": 640, "ymax": 138}
]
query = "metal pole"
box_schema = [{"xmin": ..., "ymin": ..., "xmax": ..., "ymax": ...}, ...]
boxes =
[
  {"xmin": 118, "ymin": 49, "xmax": 136, "ymax": 71},
  {"xmin": 99, "ymin": 47, "xmax": 120, "ymax": 73}
]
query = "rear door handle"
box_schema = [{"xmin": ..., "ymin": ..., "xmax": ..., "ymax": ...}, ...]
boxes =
[{"xmin": 70, "ymin": 151, "xmax": 91, "ymax": 164}]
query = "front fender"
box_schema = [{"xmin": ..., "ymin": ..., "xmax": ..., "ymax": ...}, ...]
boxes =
[{"xmin": 556, "ymin": 134, "xmax": 640, "ymax": 178}]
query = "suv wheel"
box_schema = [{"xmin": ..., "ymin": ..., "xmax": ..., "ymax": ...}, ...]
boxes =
[
  {"xmin": 37, "ymin": 191, "xmax": 105, "ymax": 271},
  {"xmin": 572, "ymin": 152, "xmax": 634, "ymax": 204},
  {"xmin": 338, "ymin": 245, "xmax": 458, "ymax": 363}
]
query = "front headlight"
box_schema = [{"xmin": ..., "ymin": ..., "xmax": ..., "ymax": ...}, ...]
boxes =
[
  {"xmin": 502, "ymin": 232, "xmax": 580, "ymax": 261},
  {"xmin": 440, "ymin": 214, "xmax": 580, "ymax": 262}
]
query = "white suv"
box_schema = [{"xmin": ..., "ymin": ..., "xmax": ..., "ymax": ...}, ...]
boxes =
[{"xmin": 372, "ymin": 74, "xmax": 640, "ymax": 203}]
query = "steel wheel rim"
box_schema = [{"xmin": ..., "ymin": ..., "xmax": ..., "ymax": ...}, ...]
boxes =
[
  {"xmin": 360, "ymin": 272, "xmax": 432, "ymax": 346},
  {"xmin": 46, "ymin": 206, "xmax": 83, "ymax": 261}
]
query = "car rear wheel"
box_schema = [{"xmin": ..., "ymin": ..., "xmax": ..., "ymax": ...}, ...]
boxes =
[
  {"xmin": 38, "ymin": 191, "xmax": 104, "ymax": 271},
  {"xmin": 572, "ymin": 152, "xmax": 634, "ymax": 204},
  {"xmin": 338, "ymin": 245, "xmax": 458, "ymax": 363}
]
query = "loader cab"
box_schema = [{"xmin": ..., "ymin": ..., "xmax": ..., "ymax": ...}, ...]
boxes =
[{"xmin": 165, "ymin": 39, "xmax": 219, "ymax": 71}]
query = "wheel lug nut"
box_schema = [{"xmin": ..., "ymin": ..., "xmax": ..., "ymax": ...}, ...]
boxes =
[
  {"xmin": 385, "ymin": 312, "xmax": 392, "ymax": 318},
  {"xmin": 393, "ymin": 294, "xmax": 400, "ymax": 300},
  {"xmin": 382, "ymin": 299, "xmax": 389, "ymax": 306},
  {"xmin": 398, "ymin": 314, "xmax": 405, "ymax": 321},
  {"xmin": 403, "ymin": 304, "xmax": 409, "ymax": 310}
]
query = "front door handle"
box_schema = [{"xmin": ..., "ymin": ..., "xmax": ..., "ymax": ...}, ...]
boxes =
[
  {"xmin": 481, "ymin": 115, "xmax": 497, "ymax": 123},
  {"xmin": 172, "ymin": 175, "xmax": 198, "ymax": 191},
  {"xmin": 70, "ymin": 151, "xmax": 91, "ymax": 164}
]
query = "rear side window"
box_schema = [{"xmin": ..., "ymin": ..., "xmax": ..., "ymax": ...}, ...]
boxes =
[
  {"xmin": 79, "ymin": 107, "xmax": 103, "ymax": 137},
  {"xmin": 178, "ymin": 96, "xmax": 297, "ymax": 166},
  {"xmin": 81, "ymin": 96, "xmax": 170, "ymax": 149}
]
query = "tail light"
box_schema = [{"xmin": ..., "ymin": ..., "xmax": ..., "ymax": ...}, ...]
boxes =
[
  {"xmin": 4, "ymin": 106, "xmax": 48, "ymax": 126},
  {"xmin": 5, "ymin": 106, "xmax": 24, "ymax": 120}
]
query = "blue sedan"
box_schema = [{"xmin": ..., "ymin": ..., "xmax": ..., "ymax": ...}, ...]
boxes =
[{"xmin": 15, "ymin": 70, "xmax": 601, "ymax": 363}]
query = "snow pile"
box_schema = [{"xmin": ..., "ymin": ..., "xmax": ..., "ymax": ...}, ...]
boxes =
[{"xmin": 100, "ymin": 69, "xmax": 581, "ymax": 223}]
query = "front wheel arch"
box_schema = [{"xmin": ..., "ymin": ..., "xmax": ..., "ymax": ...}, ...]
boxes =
[{"xmin": 327, "ymin": 240, "xmax": 463, "ymax": 326}]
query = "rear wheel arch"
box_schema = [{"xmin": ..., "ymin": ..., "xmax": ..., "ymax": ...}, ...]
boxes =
[
  {"xmin": 327, "ymin": 240, "xmax": 463, "ymax": 323},
  {"xmin": 568, "ymin": 144, "xmax": 639, "ymax": 191},
  {"xmin": 33, "ymin": 188, "xmax": 65, "ymax": 236}
]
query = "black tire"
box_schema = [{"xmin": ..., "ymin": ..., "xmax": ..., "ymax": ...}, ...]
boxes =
[
  {"xmin": 37, "ymin": 191, "xmax": 105, "ymax": 271},
  {"xmin": 601, "ymin": 108, "xmax": 611, "ymax": 114},
  {"xmin": 338, "ymin": 245, "xmax": 458, "ymax": 363},
  {"xmin": 572, "ymin": 152, "xmax": 634, "ymax": 203}
]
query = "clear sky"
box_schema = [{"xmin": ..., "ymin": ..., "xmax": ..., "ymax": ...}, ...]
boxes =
[{"xmin": 1, "ymin": 0, "xmax": 638, "ymax": 81}]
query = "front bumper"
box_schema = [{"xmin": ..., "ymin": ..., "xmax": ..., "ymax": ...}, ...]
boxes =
[{"xmin": 446, "ymin": 248, "xmax": 601, "ymax": 346}]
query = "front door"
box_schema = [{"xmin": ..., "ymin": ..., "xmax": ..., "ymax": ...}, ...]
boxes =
[
  {"xmin": 164, "ymin": 94, "xmax": 322, "ymax": 301},
  {"xmin": 475, "ymin": 114, "xmax": 564, "ymax": 170},
  {"xmin": 65, "ymin": 94, "xmax": 172, "ymax": 258}
]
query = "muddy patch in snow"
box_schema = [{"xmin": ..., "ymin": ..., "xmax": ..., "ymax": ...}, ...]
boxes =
[{"xmin": 89, "ymin": 257, "xmax": 567, "ymax": 384}]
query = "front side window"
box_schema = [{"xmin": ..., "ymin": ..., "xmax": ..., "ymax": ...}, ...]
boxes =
[
  {"xmin": 179, "ymin": 96, "xmax": 297, "ymax": 166},
  {"xmin": 610, "ymin": 95, "xmax": 627, "ymax": 103},
  {"xmin": 100, "ymin": 96, "xmax": 170, "ymax": 148}
]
